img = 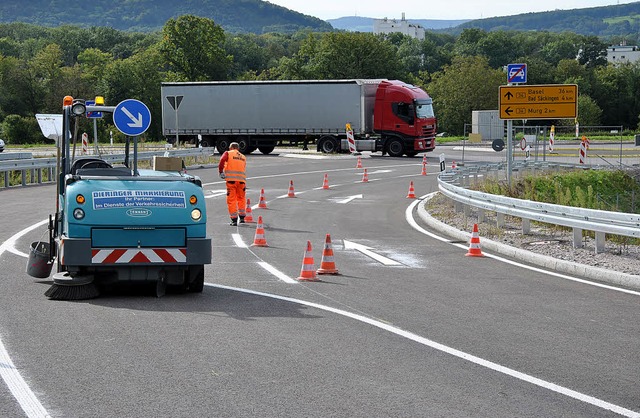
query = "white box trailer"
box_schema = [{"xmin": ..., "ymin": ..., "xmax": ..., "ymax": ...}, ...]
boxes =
[
  {"xmin": 161, "ymin": 79, "xmax": 437, "ymax": 157},
  {"xmin": 471, "ymin": 110, "xmax": 504, "ymax": 141}
]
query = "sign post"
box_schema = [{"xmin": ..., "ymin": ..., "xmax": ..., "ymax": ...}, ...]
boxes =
[
  {"xmin": 166, "ymin": 95, "xmax": 183, "ymax": 149},
  {"xmin": 86, "ymin": 99, "xmax": 103, "ymax": 154}
]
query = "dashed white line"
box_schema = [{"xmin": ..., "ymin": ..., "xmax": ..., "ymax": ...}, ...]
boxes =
[{"xmin": 257, "ymin": 262, "xmax": 297, "ymax": 284}]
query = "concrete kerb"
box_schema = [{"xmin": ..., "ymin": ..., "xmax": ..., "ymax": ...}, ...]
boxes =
[{"xmin": 418, "ymin": 193, "xmax": 640, "ymax": 291}]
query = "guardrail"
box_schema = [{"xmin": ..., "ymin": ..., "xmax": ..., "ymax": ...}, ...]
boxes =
[
  {"xmin": 437, "ymin": 161, "xmax": 640, "ymax": 253},
  {"xmin": 0, "ymin": 147, "xmax": 211, "ymax": 189}
]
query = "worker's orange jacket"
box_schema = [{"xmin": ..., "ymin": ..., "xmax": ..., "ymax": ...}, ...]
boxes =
[{"xmin": 220, "ymin": 149, "xmax": 246, "ymax": 182}]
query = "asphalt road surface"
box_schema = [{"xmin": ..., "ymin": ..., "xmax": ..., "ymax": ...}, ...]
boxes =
[{"xmin": 0, "ymin": 151, "xmax": 638, "ymax": 417}]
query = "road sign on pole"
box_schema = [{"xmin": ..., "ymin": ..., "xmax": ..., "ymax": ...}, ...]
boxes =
[
  {"xmin": 113, "ymin": 99, "xmax": 151, "ymax": 136},
  {"xmin": 499, "ymin": 84, "xmax": 577, "ymax": 120},
  {"xmin": 507, "ymin": 63, "xmax": 527, "ymax": 84},
  {"xmin": 85, "ymin": 100, "xmax": 103, "ymax": 119},
  {"xmin": 166, "ymin": 95, "xmax": 183, "ymax": 149}
]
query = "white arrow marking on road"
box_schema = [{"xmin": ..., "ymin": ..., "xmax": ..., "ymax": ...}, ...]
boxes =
[
  {"xmin": 205, "ymin": 190, "xmax": 227, "ymax": 199},
  {"xmin": 336, "ymin": 194, "xmax": 363, "ymax": 204},
  {"xmin": 121, "ymin": 106, "xmax": 143, "ymax": 128},
  {"xmin": 343, "ymin": 240, "xmax": 402, "ymax": 266}
]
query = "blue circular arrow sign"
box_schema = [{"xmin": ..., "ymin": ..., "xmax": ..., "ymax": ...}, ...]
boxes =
[{"xmin": 113, "ymin": 99, "xmax": 151, "ymax": 136}]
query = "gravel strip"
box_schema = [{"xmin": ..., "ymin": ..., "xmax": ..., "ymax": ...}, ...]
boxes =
[{"xmin": 424, "ymin": 193, "xmax": 640, "ymax": 279}]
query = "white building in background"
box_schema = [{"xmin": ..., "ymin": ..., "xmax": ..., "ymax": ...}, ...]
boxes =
[
  {"xmin": 606, "ymin": 44, "xmax": 640, "ymax": 64},
  {"xmin": 373, "ymin": 13, "xmax": 425, "ymax": 40}
]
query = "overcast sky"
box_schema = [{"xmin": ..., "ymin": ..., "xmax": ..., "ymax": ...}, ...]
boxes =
[{"xmin": 266, "ymin": 0, "xmax": 637, "ymax": 20}]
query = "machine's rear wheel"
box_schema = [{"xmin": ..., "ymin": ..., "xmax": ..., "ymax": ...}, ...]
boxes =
[{"xmin": 187, "ymin": 268, "xmax": 204, "ymax": 293}]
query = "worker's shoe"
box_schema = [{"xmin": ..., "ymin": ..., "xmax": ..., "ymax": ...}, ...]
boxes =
[
  {"xmin": 229, "ymin": 219, "xmax": 238, "ymax": 226},
  {"xmin": 239, "ymin": 216, "xmax": 245, "ymax": 224}
]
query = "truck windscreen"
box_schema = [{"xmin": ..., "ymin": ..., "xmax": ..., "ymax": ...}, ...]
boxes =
[{"xmin": 415, "ymin": 100, "xmax": 434, "ymax": 119}]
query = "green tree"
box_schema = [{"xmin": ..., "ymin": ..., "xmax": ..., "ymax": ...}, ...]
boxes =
[
  {"xmin": 558, "ymin": 94, "xmax": 602, "ymax": 126},
  {"xmin": 1, "ymin": 114, "xmax": 42, "ymax": 144},
  {"xmin": 427, "ymin": 55, "xmax": 504, "ymax": 135},
  {"xmin": 476, "ymin": 31, "xmax": 522, "ymax": 68},
  {"xmin": 279, "ymin": 32, "xmax": 401, "ymax": 80},
  {"xmin": 453, "ymin": 28, "xmax": 486, "ymax": 57},
  {"xmin": 160, "ymin": 15, "xmax": 231, "ymax": 81},
  {"xmin": 101, "ymin": 45, "xmax": 166, "ymax": 139},
  {"xmin": 592, "ymin": 62, "xmax": 640, "ymax": 128},
  {"xmin": 577, "ymin": 35, "xmax": 608, "ymax": 68}
]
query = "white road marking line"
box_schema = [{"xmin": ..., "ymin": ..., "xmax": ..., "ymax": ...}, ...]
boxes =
[
  {"xmin": 205, "ymin": 190, "xmax": 227, "ymax": 199},
  {"xmin": 343, "ymin": 240, "xmax": 402, "ymax": 266},
  {"xmin": 0, "ymin": 219, "xmax": 48, "ymax": 258},
  {"xmin": 231, "ymin": 232, "xmax": 296, "ymax": 284},
  {"xmin": 206, "ymin": 283, "xmax": 640, "ymax": 418},
  {"xmin": 0, "ymin": 336, "xmax": 51, "ymax": 418},
  {"xmin": 232, "ymin": 234, "xmax": 247, "ymax": 248},
  {"xmin": 257, "ymin": 262, "xmax": 297, "ymax": 284}
]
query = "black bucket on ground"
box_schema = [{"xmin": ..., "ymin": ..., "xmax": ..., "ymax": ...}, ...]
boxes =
[{"xmin": 27, "ymin": 241, "xmax": 53, "ymax": 278}]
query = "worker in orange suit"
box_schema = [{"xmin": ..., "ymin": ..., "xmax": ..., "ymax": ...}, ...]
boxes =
[{"xmin": 218, "ymin": 142, "xmax": 247, "ymax": 226}]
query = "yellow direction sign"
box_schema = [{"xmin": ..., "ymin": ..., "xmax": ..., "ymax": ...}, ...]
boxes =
[{"xmin": 499, "ymin": 84, "xmax": 577, "ymax": 120}]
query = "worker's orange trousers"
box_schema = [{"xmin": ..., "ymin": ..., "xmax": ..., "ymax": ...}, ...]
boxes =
[{"xmin": 226, "ymin": 181, "xmax": 246, "ymax": 219}]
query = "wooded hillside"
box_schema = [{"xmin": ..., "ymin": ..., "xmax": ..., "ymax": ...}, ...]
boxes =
[{"xmin": 0, "ymin": 0, "xmax": 332, "ymax": 33}]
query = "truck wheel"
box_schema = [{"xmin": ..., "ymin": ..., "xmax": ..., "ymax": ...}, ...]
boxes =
[
  {"xmin": 216, "ymin": 138, "xmax": 230, "ymax": 154},
  {"xmin": 258, "ymin": 145, "xmax": 275, "ymax": 154},
  {"xmin": 318, "ymin": 136, "xmax": 339, "ymax": 153},
  {"xmin": 237, "ymin": 137, "xmax": 251, "ymax": 154},
  {"xmin": 386, "ymin": 139, "xmax": 404, "ymax": 157},
  {"xmin": 200, "ymin": 136, "xmax": 213, "ymax": 147}
]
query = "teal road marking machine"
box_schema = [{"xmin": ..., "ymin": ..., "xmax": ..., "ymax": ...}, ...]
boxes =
[{"xmin": 29, "ymin": 96, "xmax": 211, "ymax": 300}]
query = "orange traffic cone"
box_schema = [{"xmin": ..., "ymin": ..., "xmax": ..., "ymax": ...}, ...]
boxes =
[
  {"xmin": 317, "ymin": 234, "xmax": 339, "ymax": 274},
  {"xmin": 422, "ymin": 154, "xmax": 427, "ymax": 165},
  {"xmin": 258, "ymin": 188, "xmax": 267, "ymax": 208},
  {"xmin": 297, "ymin": 241, "xmax": 318, "ymax": 281},
  {"xmin": 287, "ymin": 180, "xmax": 296, "ymax": 198},
  {"xmin": 252, "ymin": 216, "xmax": 268, "ymax": 247},
  {"xmin": 322, "ymin": 173, "xmax": 330, "ymax": 189},
  {"xmin": 361, "ymin": 168, "xmax": 369, "ymax": 182},
  {"xmin": 356, "ymin": 156, "xmax": 362, "ymax": 169},
  {"xmin": 451, "ymin": 160, "xmax": 457, "ymax": 170},
  {"xmin": 244, "ymin": 198, "xmax": 254, "ymax": 223},
  {"xmin": 421, "ymin": 162, "xmax": 427, "ymax": 176},
  {"xmin": 465, "ymin": 223, "xmax": 484, "ymax": 257},
  {"xmin": 406, "ymin": 181, "xmax": 416, "ymax": 199}
]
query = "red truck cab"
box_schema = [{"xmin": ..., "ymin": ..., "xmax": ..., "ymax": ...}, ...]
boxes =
[{"xmin": 373, "ymin": 80, "xmax": 437, "ymax": 156}]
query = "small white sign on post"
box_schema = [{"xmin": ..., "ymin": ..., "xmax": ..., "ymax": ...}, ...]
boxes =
[
  {"xmin": 439, "ymin": 153, "xmax": 446, "ymax": 172},
  {"xmin": 35, "ymin": 114, "xmax": 62, "ymax": 144}
]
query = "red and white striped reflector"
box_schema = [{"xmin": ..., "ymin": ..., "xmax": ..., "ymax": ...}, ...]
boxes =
[{"xmin": 91, "ymin": 248, "xmax": 187, "ymax": 264}]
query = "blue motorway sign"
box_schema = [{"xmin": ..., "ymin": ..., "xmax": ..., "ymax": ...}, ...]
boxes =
[
  {"xmin": 85, "ymin": 100, "xmax": 103, "ymax": 119},
  {"xmin": 113, "ymin": 99, "xmax": 151, "ymax": 136},
  {"xmin": 507, "ymin": 63, "xmax": 527, "ymax": 84}
]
